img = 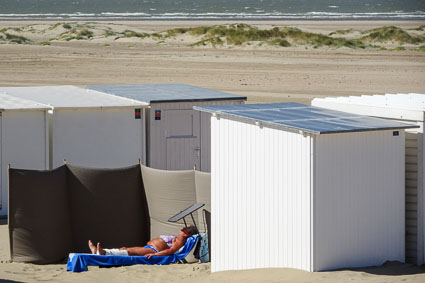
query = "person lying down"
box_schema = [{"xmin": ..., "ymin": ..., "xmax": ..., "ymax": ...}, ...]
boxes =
[{"xmin": 88, "ymin": 226, "xmax": 198, "ymax": 259}]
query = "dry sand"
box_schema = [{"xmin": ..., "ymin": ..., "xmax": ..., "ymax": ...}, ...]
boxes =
[
  {"xmin": 0, "ymin": 20, "xmax": 425, "ymax": 282},
  {"xmin": 1, "ymin": 20, "xmax": 425, "ymax": 104}
]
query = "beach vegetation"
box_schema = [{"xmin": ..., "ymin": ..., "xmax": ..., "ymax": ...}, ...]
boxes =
[
  {"xmin": 329, "ymin": 29, "xmax": 353, "ymax": 36},
  {"xmin": 269, "ymin": 39, "xmax": 291, "ymax": 47},
  {"xmin": 0, "ymin": 28, "xmax": 8, "ymax": 33},
  {"xmin": 361, "ymin": 26, "xmax": 425, "ymax": 44},
  {"xmin": 418, "ymin": 45, "xmax": 425, "ymax": 51},
  {"xmin": 49, "ymin": 23, "xmax": 63, "ymax": 30},
  {"xmin": 39, "ymin": 41, "xmax": 51, "ymax": 46},
  {"xmin": 393, "ymin": 46, "xmax": 406, "ymax": 51},
  {"xmin": 63, "ymin": 23, "xmax": 72, "ymax": 30},
  {"xmin": 161, "ymin": 24, "xmax": 368, "ymax": 49},
  {"xmin": 104, "ymin": 43, "xmax": 110, "ymax": 47},
  {"xmin": 4, "ymin": 33, "xmax": 30, "ymax": 44},
  {"xmin": 122, "ymin": 30, "xmax": 150, "ymax": 38},
  {"xmin": 104, "ymin": 29, "xmax": 116, "ymax": 37},
  {"xmin": 77, "ymin": 29, "xmax": 93, "ymax": 38},
  {"xmin": 191, "ymin": 37, "xmax": 224, "ymax": 47},
  {"xmin": 411, "ymin": 25, "xmax": 425, "ymax": 31}
]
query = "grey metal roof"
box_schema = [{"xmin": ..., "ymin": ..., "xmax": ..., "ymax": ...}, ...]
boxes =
[
  {"xmin": 87, "ymin": 84, "xmax": 247, "ymax": 104},
  {"xmin": 0, "ymin": 92, "xmax": 50, "ymax": 111},
  {"xmin": 194, "ymin": 102, "xmax": 418, "ymax": 134},
  {"xmin": 0, "ymin": 86, "xmax": 148, "ymax": 109}
]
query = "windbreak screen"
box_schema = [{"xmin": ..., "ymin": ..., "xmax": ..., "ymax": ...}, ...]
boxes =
[
  {"xmin": 141, "ymin": 165, "xmax": 196, "ymax": 238},
  {"xmin": 67, "ymin": 165, "xmax": 150, "ymax": 253},
  {"xmin": 8, "ymin": 166, "xmax": 72, "ymax": 263},
  {"xmin": 195, "ymin": 170, "xmax": 211, "ymax": 232}
]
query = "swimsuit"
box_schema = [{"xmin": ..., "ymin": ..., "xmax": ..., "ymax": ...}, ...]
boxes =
[
  {"xmin": 160, "ymin": 235, "xmax": 177, "ymax": 248},
  {"xmin": 144, "ymin": 245, "xmax": 159, "ymax": 252}
]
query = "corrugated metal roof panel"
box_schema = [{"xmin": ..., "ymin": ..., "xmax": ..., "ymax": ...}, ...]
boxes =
[
  {"xmin": 87, "ymin": 84, "xmax": 247, "ymax": 103},
  {"xmin": 194, "ymin": 102, "xmax": 418, "ymax": 134},
  {"xmin": 0, "ymin": 92, "xmax": 50, "ymax": 111},
  {"xmin": 0, "ymin": 86, "xmax": 148, "ymax": 109},
  {"xmin": 315, "ymin": 93, "xmax": 425, "ymax": 111}
]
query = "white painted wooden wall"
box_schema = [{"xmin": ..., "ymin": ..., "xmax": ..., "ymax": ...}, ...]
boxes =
[
  {"xmin": 211, "ymin": 116, "xmax": 406, "ymax": 272},
  {"xmin": 52, "ymin": 108, "xmax": 143, "ymax": 168},
  {"xmin": 211, "ymin": 117, "xmax": 312, "ymax": 272},
  {"xmin": 1, "ymin": 111, "xmax": 49, "ymax": 216},
  {"xmin": 313, "ymin": 130, "xmax": 405, "ymax": 271},
  {"xmin": 312, "ymin": 98, "xmax": 425, "ymax": 266},
  {"xmin": 148, "ymin": 100, "xmax": 244, "ymax": 172}
]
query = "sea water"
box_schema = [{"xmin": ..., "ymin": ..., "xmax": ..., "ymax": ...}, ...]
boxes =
[{"xmin": 0, "ymin": 0, "xmax": 424, "ymax": 20}]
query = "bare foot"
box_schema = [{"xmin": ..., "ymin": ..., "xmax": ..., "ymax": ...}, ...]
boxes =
[
  {"xmin": 88, "ymin": 240, "xmax": 96, "ymax": 254},
  {"xmin": 97, "ymin": 242, "xmax": 106, "ymax": 255}
]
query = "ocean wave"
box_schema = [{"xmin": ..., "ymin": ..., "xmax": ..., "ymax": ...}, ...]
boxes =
[{"xmin": 0, "ymin": 11, "xmax": 424, "ymax": 20}]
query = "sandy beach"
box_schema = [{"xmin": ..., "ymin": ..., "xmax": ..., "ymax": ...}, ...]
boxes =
[{"xmin": 1, "ymin": 20, "xmax": 425, "ymax": 282}]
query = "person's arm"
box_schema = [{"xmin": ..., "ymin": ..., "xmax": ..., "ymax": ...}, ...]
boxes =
[{"xmin": 145, "ymin": 238, "xmax": 185, "ymax": 259}]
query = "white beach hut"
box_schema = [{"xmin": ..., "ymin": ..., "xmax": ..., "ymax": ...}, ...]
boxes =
[
  {"xmin": 0, "ymin": 93, "xmax": 50, "ymax": 216},
  {"xmin": 194, "ymin": 102, "xmax": 417, "ymax": 272},
  {"xmin": 312, "ymin": 93, "xmax": 425, "ymax": 265},
  {"xmin": 87, "ymin": 84, "xmax": 246, "ymax": 172},
  {"xmin": 0, "ymin": 86, "xmax": 148, "ymax": 169}
]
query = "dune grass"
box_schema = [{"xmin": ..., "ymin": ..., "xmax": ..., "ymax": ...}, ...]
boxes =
[
  {"xmin": 4, "ymin": 33, "xmax": 30, "ymax": 44},
  {"xmin": 165, "ymin": 24, "xmax": 367, "ymax": 49},
  {"xmin": 361, "ymin": 26, "xmax": 425, "ymax": 44},
  {"xmin": 2, "ymin": 22, "xmax": 425, "ymax": 51}
]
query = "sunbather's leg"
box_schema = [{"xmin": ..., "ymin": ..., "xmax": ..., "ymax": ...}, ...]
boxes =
[
  {"xmin": 88, "ymin": 240, "xmax": 97, "ymax": 254},
  {"xmin": 124, "ymin": 246, "xmax": 156, "ymax": 256},
  {"xmin": 97, "ymin": 242, "xmax": 106, "ymax": 255}
]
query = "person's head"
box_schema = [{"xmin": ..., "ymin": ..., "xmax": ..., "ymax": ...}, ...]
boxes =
[{"xmin": 179, "ymin": 225, "xmax": 198, "ymax": 237}]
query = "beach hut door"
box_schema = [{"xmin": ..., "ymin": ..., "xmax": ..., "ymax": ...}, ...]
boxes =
[{"xmin": 164, "ymin": 109, "xmax": 201, "ymax": 170}]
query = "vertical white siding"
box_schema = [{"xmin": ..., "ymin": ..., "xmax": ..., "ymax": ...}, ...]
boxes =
[
  {"xmin": 52, "ymin": 108, "xmax": 142, "ymax": 168},
  {"xmin": 148, "ymin": 100, "xmax": 244, "ymax": 171},
  {"xmin": 198, "ymin": 100, "xmax": 245, "ymax": 172},
  {"xmin": 211, "ymin": 117, "xmax": 312, "ymax": 272},
  {"xmin": 313, "ymin": 130, "xmax": 405, "ymax": 271},
  {"xmin": 1, "ymin": 111, "xmax": 48, "ymax": 216},
  {"xmin": 405, "ymin": 131, "xmax": 420, "ymax": 264}
]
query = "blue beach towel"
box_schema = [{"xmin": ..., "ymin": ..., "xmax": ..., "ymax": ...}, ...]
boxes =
[{"xmin": 67, "ymin": 234, "xmax": 199, "ymax": 272}]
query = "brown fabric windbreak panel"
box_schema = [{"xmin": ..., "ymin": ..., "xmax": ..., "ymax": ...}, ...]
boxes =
[
  {"xmin": 67, "ymin": 164, "xmax": 150, "ymax": 253},
  {"xmin": 141, "ymin": 165, "xmax": 196, "ymax": 238},
  {"xmin": 195, "ymin": 170, "xmax": 211, "ymax": 232},
  {"xmin": 9, "ymin": 166, "xmax": 72, "ymax": 263}
]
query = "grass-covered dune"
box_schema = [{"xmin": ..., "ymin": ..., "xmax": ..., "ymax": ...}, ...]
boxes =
[{"xmin": 0, "ymin": 22, "xmax": 424, "ymax": 51}]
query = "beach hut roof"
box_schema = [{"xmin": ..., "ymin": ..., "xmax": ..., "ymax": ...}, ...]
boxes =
[
  {"xmin": 0, "ymin": 85, "xmax": 148, "ymax": 110},
  {"xmin": 0, "ymin": 92, "xmax": 50, "ymax": 111},
  {"xmin": 87, "ymin": 84, "xmax": 247, "ymax": 103},
  {"xmin": 316, "ymin": 93, "xmax": 425, "ymax": 111},
  {"xmin": 194, "ymin": 102, "xmax": 418, "ymax": 134}
]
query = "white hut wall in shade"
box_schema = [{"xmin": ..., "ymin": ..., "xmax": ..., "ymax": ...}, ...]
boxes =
[
  {"xmin": 0, "ymin": 93, "xmax": 50, "ymax": 216},
  {"xmin": 87, "ymin": 84, "xmax": 247, "ymax": 172},
  {"xmin": 0, "ymin": 86, "xmax": 148, "ymax": 169},
  {"xmin": 195, "ymin": 103, "xmax": 417, "ymax": 272},
  {"xmin": 312, "ymin": 93, "xmax": 425, "ymax": 265}
]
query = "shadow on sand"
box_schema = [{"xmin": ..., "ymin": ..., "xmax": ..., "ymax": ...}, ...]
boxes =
[{"xmin": 340, "ymin": 261, "xmax": 425, "ymax": 276}]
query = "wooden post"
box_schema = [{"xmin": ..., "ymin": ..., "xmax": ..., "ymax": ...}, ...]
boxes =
[
  {"xmin": 8, "ymin": 163, "xmax": 10, "ymax": 170},
  {"xmin": 193, "ymin": 164, "xmax": 197, "ymax": 170},
  {"xmin": 138, "ymin": 159, "xmax": 141, "ymax": 165},
  {"xmin": 63, "ymin": 159, "xmax": 66, "ymax": 165}
]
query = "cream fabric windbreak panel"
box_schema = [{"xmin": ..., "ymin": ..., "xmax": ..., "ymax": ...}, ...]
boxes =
[
  {"xmin": 141, "ymin": 165, "xmax": 197, "ymax": 238},
  {"xmin": 195, "ymin": 170, "xmax": 211, "ymax": 232},
  {"xmin": 314, "ymin": 130, "xmax": 405, "ymax": 271},
  {"xmin": 211, "ymin": 117, "xmax": 312, "ymax": 272}
]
